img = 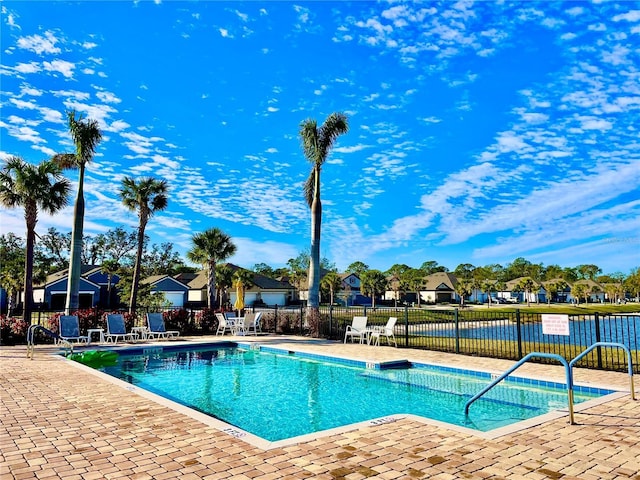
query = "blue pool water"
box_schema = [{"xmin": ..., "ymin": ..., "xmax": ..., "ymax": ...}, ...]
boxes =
[{"xmin": 96, "ymin": 343, "xmax": 613, "ymax": 442}]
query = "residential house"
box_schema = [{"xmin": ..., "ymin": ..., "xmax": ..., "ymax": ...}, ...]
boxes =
[
  {"xmin": 140, "ymin": 274, "xmax": 190, "ymax": 308},
  {"xmin": 568, "ymin": 279, "xmax": 605, "ymax": 304},
  {"xmin": 32, "ymin": 265, "xmax": 119, "ymax": 310},
  {"xmin": 186, "ymin": 264, "xmax": 295, "ymax": 308},
  {"xmin": 422, "ymin": 272, "xmax": 460, "ymax": 304},
  {"xmin": 505, "ymin": 277, "xmax": 546, "ymax": 303}
]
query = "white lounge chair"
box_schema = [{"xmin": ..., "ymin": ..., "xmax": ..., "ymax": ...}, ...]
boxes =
[
  {"xmin": 59, "ymin": 315, "xmax": 88, "ymax": 344},
  {"xmin": 368, "ymin": 317, "xmax": 398, "ymax": 347},
  {"xmin": 146, "ymin": 313, "xmax": 180, "ymax": 340},
  {"xmin": 215, "ymin": 312, "xmax": 235, "ymax": 335},
  {"xmin": 344, "ymin": 316, "xmax": 368, "ymax": 344},
  {"xmin": 105, "ymin": 314, "xmax": 137, "ymax": 343}
]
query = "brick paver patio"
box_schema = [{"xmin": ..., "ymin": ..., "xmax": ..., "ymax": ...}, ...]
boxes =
[{"xmin": 1, "ymin": 336, "xmax": 638, "ymax": 479}]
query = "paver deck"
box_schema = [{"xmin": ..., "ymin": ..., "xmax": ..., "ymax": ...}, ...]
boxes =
[{"xmin": 1, "ymin": 336, "xmax": 639, "ymax": 479}]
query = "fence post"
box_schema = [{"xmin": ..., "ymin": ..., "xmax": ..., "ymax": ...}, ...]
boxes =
[
  {"xmin": 516, "ymin": 309, "xmax": 523, "ymax": 359},
  {"xmin": 594, "ymin": 312, "xmax": 602, "ymax": 369},
  {"xmin": 274, "ymin": 304, "xmax": 278, "ymax": 334},
  {"xmin": 364, "ymin": 305, "xmax": 367, "ymax": 317},
  {"xmin": 454, "ymin": 308, "xmax": 460, "ymax": 354},
  {"xmin": 404, "ymin": 305, "xmax": 409, "ymax": 347},
  {"xmin": 329, "ymin": 304, "xmax": 333, "ymax": 340},
  {"xmin": 299, "ymin": 304, "xmax": 303, "ymax": 335}
]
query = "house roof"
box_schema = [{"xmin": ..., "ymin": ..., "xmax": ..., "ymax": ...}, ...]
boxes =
[
  {"xmin": 505, "ymin": 276, "xmax": 542, "ymax": 289},
  {"xmin": 187, "ymin": 264, "xmax": 293, "ymax": 291},
  {"xmin": 34, "ymin": 265, "xmax": 103, "ymax": 288},
  {"xmin": 423, "ymin": 272, "xmax": 458, "ymax": 291}
]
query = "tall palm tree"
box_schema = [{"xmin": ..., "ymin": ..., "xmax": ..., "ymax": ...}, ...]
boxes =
[
  {"xmin": 53, "ymin": 110, "xmax": 102, "ymax": 313},
  {"xmin": 299, "ymin": 112, "xmax": 348, "ymax": 329},
  {"xmin": 360, "ymin": 269, "xmax": 387, "ymax": 308},
  {"xmin": 119, "ymin": 176, "xmax": 169, "ymax": 314},
  {"xmin": 187, "ymin": 228, "xmax": 236, "ymax": 309},
  {"xmin": 0, "ymin": 157, "xmax": 70, "ymax": 322}
]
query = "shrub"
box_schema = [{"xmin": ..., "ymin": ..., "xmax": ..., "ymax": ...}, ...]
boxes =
[
  {"xmin": 194, "ymin": 308, "xmax": 218, "ymax": 334},
  {"xmin": 163, "ymin": 309, "xmax": 190, "ymax": 333},
  {"xmin": 0, "ymin": 315, "xmax": 29, "ymax": 345}
]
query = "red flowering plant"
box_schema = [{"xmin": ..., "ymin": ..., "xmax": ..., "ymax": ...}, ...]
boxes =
[
  {"xmin": 195, "ymin": 308, "xmax": 217, "ymax": 334},
  {"xmin": 163, "ymin": 309, "xmax": 191, "ymax": 334},
  {"xmin": 0, "ymin": 315, "xmax": 29, "ymax": 345}
]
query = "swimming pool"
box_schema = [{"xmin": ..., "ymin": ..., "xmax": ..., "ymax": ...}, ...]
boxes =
[{"xmin": 82, "ymin": 342, "xmax": 616, "ymax": 444}]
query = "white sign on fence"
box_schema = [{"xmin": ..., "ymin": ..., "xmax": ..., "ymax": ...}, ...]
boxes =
[{"xmin": 541, "ymin": 314, "xmax": 570, "ymax": 336}]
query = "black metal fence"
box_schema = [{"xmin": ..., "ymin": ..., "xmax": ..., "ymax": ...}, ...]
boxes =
[
  {"xmin": 320, "ymin": 306, "xmax": 639, "ymax": 373},
  {"xmin": 23, "ymin": 305, "xmax": 638, "ymax": 373}
]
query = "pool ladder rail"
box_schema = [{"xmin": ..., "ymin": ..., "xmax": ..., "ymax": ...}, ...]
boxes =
[
  {"xmin": 464, "ymin": 342, "xmax": 636, "ymax": 425},
  {"xmin": 26, "ymin": 324, "xmax": 74, "ymax": 359}
]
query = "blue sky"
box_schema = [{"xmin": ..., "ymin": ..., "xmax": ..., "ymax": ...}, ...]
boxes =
[{"xmin": 1, "ymin": 1, "xmax": 639, "ymax": 276}]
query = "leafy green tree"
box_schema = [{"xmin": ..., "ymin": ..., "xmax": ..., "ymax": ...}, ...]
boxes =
[
  {"xmin": 144, "ymin": 242, "xmax": 191, "ymax": 276},
  {"xmin": 419, "ymin": 260, "xmax": 447, "ymax": 275},
  {"xmin": 624, "ymin": 268, "xmax": 640, "ymax": 299},
  {"xmin": 320, "ymin": 271, "xmax": 342, "ymax": 305},
  {"xmin": 0, "ymin": 233, "xmax": 25, "ymax": 314},
  {"xmin": 38, "ymin": 227, "xmax": 70, "ymax": 271},
  {"xmin": 576, "ymin": 264, "xmax": 602, "ymax": 281},
  {"xmin": 453, "ymin": 263, "xmax": 475, "ymax": 280},
  {"xmin": 187, "ymin": 227, "xmax": 236, "ymax": 309},
  {"xmin": 253, "ymin": 263, "xmax": 274, "ymax": 278},
  {"xmin": 53, "ymin": 110, "xmax": 102, "ymax": 313},
  {"xmin": 95, "ymin": 227, "xmax": 138, "ymax": 266},
  {"xmin": 346, "ymin": 261, "xmax": 369, "ymax": 276},
  {"xmin": 360, "ymin": 269, "xmax": 387, "ymax": 308},
  {"xmin": 119, "ymin": 176, "xmax": 169, "ymax": 313},
  {"xmin": 299, "ymin": 112, "xmax": 348, "ymax": 333},
  {"xmin": 0, "ymin": 157, "xmax": 70, "ymax": 322},
  {"xmin": 571, "ymin": 282, "xmax": 588, "ymax": 305}
]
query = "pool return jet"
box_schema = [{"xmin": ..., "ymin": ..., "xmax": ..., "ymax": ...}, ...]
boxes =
[{"xmin": 464, "ymin": 342, "xmax": 635, "ymax": 425}]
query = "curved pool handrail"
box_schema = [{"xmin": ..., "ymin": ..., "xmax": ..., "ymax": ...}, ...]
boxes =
[
  {"xmin": 464, "ymin": 352, "xmax": 574, "ymax": 424},
  {"xmin": 27, "ymin": 324, "xmax": 74, "ymax": 359},
  {"xmin": 570, "ymin": 342, "xmax": 635, "ymax": 400}
]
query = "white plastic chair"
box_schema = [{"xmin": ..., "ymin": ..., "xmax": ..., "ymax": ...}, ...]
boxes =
[
  {"xmin": 215, "ymin": 313, "xmax": 234, "ymax": 335},
  {"xmin": 344, "ymin": 316, "xmax": 368, "ymax": 344},
  {"xmin": 368, "ymin": 317, "xmax": 398, "ymax": 347}
]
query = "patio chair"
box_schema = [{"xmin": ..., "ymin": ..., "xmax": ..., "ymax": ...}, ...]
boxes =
[
  {"xmin": 146, "ymin": 312, "xmax": 180, "ymax": 340},
  {"xmin": 368, "ymin": 317, "xmax": 398, "ymax": 347},
  {"xmin": 253, "ymin": 311, "xmax": 263, "ymax": 334},
  {"xmin": 215, "ymin": 312, "xmax": 235, "ymax": 335},
  {"xmin": 242, "ymin": 312, "xmax": 257, "ymax": 336},
  {"xmin": 59, "ymin": 315, "xmax": 88, "ymax": 344},
  {"xmin": 344, "ymin": 316, "xmax": 368, "ymax": 344},
  {"xmin": 105, "ymin": 314, "xmax": 137, "ymax": 343}
]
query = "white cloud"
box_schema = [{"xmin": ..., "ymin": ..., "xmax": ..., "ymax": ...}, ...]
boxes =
[{"xmin": 17, "ymin": 31, "xmax": 60, "ymax": 54}]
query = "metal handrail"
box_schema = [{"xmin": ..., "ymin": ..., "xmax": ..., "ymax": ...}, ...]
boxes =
[
  {"xmin": 27, "ymin": 324, "xmax": 74, "ymax": 359},
  {"xmin": 570, "ymin": 342, "xmax": 635, "ymax": 400},
  {"xmin": 464, "ymin": 352, "xmax": 574, "ymax": 424}
]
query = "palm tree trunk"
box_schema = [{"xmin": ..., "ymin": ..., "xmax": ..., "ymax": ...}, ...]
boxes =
[
  {"xmin": 23, "ymin": 202, "xmax": 37, "ymax": 324},
  {"xmin": 207, "ymin": 260, "xmax": 216, "ymax": 309},
  {"xmin": 66, "ymin": 164, "xmax": 85, "ymax": 313},
  {"xmin": 308, "ymin": 168, "xmax": 321, "ymax": 309},
  {"xmin": 307, "ymin": 168, "xmax": 322, "ymax": 337},
  {"xmin": 129, "ymin": 215, "xmax": 147, "ymax": 314}
]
